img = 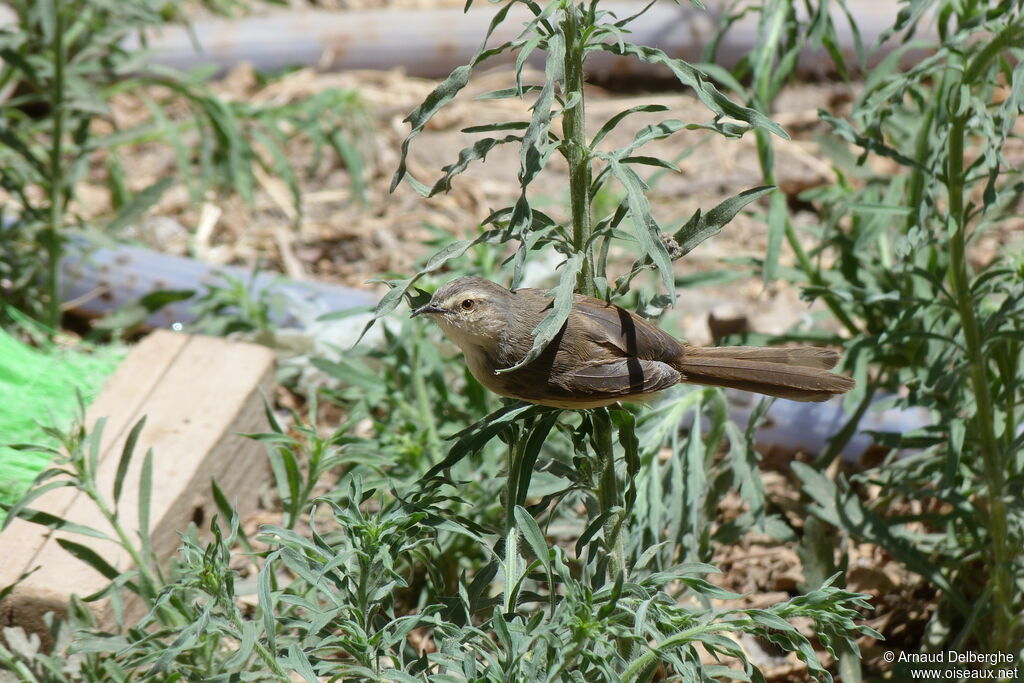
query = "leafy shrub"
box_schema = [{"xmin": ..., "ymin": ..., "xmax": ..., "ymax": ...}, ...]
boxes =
[
  {"xmin": 0, "ymin": 0, "xmax": 367, "ymax": 330},
  {"xmin": 0, "ymin": 0, "xmax": 901, "ymax": 679},
  {"xmin": 711, "ymin": 0, "xmax": 1024, "ymax": 661}
]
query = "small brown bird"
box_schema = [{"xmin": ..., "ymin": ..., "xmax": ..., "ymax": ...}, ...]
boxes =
[{"xmin": 412, "ymin": 276, "xmax": 855, "ymax": 408}]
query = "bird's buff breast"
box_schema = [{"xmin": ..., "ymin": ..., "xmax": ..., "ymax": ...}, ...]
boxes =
[
  {"xmin": 435, "ymin": 318, "xmax": 516, "ymax": 394},
  {"xmin": 456, "ymin": 339, "xmax": 640, "ymax": 409},
  {"xmin": 458, "ymin": 343, "xmax": 518, "ymax": 398}
]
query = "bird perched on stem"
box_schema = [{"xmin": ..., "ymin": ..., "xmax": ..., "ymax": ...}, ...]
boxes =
[{"xmin": 412, "ymin": 276, "xmax": 855, "ymax": 409}]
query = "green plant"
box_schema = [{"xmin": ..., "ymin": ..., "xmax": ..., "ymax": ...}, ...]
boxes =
[
  {"xmin": 711, "ymin": 0, "xmax": 1024, "ymax": 663},
  {"xmin": 1, "ymin": 415, "xmax": 289, "ymax": 679},
  {"xmin": 3, "ymin": 406, "xmax": 878, "ymax": 680},
  {"xmin": 354, "ymin": 0, "xmax": 875, "ymax": 677},
  {"xmin": 0, "ymin": 0, "xmax": 368, "ymax": 330}
]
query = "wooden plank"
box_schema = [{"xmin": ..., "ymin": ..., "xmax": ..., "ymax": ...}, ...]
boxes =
[
  {"xmin": 0, "ymin": 330, "xmax": 189, "ymax": 590},
  {"xmin": 0, "ymin": 332, "xmax": 274, "ymax": 639}
]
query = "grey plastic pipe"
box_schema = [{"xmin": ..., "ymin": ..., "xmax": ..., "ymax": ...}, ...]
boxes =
[
  {"xmin": 126, "ymin": 1, "xmax": 932, "ymax": 79},
  {"xmin": 59, "ymin": 239, "xmax": 374, "ymax": 329}
]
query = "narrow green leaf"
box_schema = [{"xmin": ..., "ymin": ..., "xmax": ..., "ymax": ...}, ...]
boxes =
[
  {"xmin": 680, "ymin": 577, "xmax": 745, "ymax": 600},
  {"xmin": 9, "ymin": 507, "xmax": 114, "ymax": 542},
  {"xmin": 280, "ymin": 448, "xmax": 302, "ymax": 511},
  {"xmin": 514, "ymin": 505, "xmax": 551, "ymax": 575},
  {"xmin": 749, "ymin": 609, "xmax": 799, "ymax": 633},
  {"xmin": 609, "ymin": 160, "xmax": 675, "ymax": 297},
  {"xmin": 601, "ymin": 42, "xmax": 789, "ymax": 139},
  {"xmin": 762, "ymin": 190, "xmax": 786, "ymax": 284},
  {"xmin": 330, "ymin": 129, "xmax": 367, "ymax": 203},
  {"xmin": 113, "ymin": 416, "xmax": 146, "ymax": 508},
  {"xmin": 286, "ymin": 643, "xmax": 319, "ymax": 683},
  {"xmin": 751, "ymin": 0, "xmax": 788, "ymax": 101},
  {"xmin": 515, "ymin": 33, "xmax": 543, "ymax": 93},
  {"xmin": 55, "ymin": 539, "xmax": 121, "ymax": 580},
  {"xmin": 427, "ymin": 135, "xmax": 521, "ymax": 196},
  {"xmin": 673, "ymin": 185, "xmax": 775, "ymax": 257},
  {"xmin": 576, "ymin": 508, "xmax": 614, "ymax": 556},
  {"xmin": 137, "ymin": 448, "xmax": 153, "ymax": 555},
  {"xmin": 612, "ymin": 408, "xmax": 640, "ymax": 512},
  {"xmin": 797, "ymin": 516, "xmax": 834, "ymax": 590},
  {"xmin": 258, "ymin": 551, "xmax": 279, "ymax": 654},
  {"xmin": 621, "ymin": 156, "xmax": 681, "ymax": 172},
  {"xmin": 591, "ymin": 104, "xmax": 670, "ymax": 148},
  {"xmin": 250, "ymin": 124, "xmax": 302, "ymax": 221},
  {"xmin": 352, "ymin": 278, "xmax": 413, "ymax": 347},
  {"xmin": 461, "ymin": 122, "xmax": 530, "ymax": 133},
  {"xmin": 3, "ymin": 479, "xmax": 75, "ymax": 530},
  {"xmin": 610, "ymin": 0, "xmax": 659, "ymax": 30},
  {"xmin": 944, "ymin": 420, "xmax": 964, "ymax": 489},
  {"xmin": 424, "ymin": 403, "xmax": 548, "ymax": 479},
  {"xmin": 512, "ymin": 409, "xmax": 559, "ymax": 508},
  {"xmin": 623, "ymin": 119, "xmax": 686, "ymax": 155},
  {"xmin": 83, "ymin": 418, "xmax": 106, "ymax": 485},
  {"xmin": 792, "ymin": 462, "xmax": 967, "ymax": 610},
  {"xmin": 224, "ymin": 620, "xmax": 257, "ymax": 668},
  {"xmin": 0, "ymin": 48, "xmax": 42, "ymax": 88},
  {"xmin": 519, "ymin": 34, "xmax": 563, "ymax": 189},
  {"xmin": 475, "ymin": 85, "xmax": 544, "ymax": 100},
  {"xmin": 391, "ymin": 65, "xmax": 473, "ymax": 192},
  {"xmin": 819, "ymin": 110, "xmax": 926, "ymax": 171},
  {"xmin": 692, "ymin": 62, "xmax": 745, "ymax": 95},
  {"xmin": 0, "ymin": 126, "xmax": 47, "ymax": 175}
]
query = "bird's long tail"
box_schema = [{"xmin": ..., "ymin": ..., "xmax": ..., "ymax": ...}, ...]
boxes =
[{"xmin": 672, "ymin": 346, "xmax": 855, "ymax": 402}]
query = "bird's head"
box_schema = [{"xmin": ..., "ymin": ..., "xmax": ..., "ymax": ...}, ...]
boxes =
[{"xmin": 411, "ymin": 276, "xmax": 512, "ymax": 348}]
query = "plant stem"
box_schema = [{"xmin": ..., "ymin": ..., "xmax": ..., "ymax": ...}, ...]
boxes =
[
  {"xmin": 562, "ymin": 3, "xmax": 595, "ymax": 297},
  {"xmin": 411, "ymin": 324, "xmax": 443, "ymax": 462},
  {"xmin": 561, "ymin": 6, "xmax": 624, "ymax": 582},
  {"xmin": 89, "ymin": 487, "xmax": 162, "ymax": 603},
  {"xmin": 503, "ymin": 431, "xmax": 522, "ymax": 614},
  {"xmin": 813, "ymin": 383, "xmax": 876, "ymax": 469},
  {"xmin": 46, "ymin": 0, "xmax": 66, "ymax": 330},
  {"xmin": 754, "ymin": 130, "xmax": 859, "ymax": 337},
  {"xmin": 945, "ymin": 110, "xmax": 1010, "ymax": 651},
  {"xmin": 594, "ymin": 410, "xmax": 626, "ymax": 580},
  {"xmin": 229, "ymin": 611, "xmax": 288, "ymax": 677}
]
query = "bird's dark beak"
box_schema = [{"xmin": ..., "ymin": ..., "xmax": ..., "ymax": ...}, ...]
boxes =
[{"xmin": 411, "ymin": 303, "xmax": 446, "ymax": 317}]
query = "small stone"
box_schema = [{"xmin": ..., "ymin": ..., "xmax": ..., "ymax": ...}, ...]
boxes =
[{"xmin": 708, "ymin": 304, "xmax": 749, "ymax": 342}]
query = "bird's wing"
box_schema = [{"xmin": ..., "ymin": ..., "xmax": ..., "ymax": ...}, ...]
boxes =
[
  {"xmin": 570, "ymin": 295, "xmax": 684, "ymax": 361},
  {"xmin": 554, "ymin": 358, "xmax": 680, "ymax": 397}
]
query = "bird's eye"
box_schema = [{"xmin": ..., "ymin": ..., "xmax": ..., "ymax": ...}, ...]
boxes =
[{"xmin": 460, "ymin": 299, "xmax": 475, "ymax": 310}]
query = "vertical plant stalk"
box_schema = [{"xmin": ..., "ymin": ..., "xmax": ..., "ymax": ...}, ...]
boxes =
[
  {"xmin": 754, "ymin": 129, "xmax": 859, "ymax": 339},
  {"xmin": 945, "ymin": 110, "xmax": 1010, "ymax": 651},
  {"xmin": 594, "ymin": 411, "xmax": 626, "ymax": 579},
  {"xmin": 746, "ymin": 2, "xmax": 859, "ymax": 340},
  {"xmin": 561, "ymin": 4, "xmax": 625, "ymax": 580},
  {"xmin": 503, "ymin": 429, "xmax": 523, "ymax": 614},
  {"xmin": 46, "ymin": 0, "xmax": 67, "ymax": 329},
  {"xmin": 561, "ymin": 4, "xmax": 595, "ymax": 298},
  {"xmin": 813, "ymin": 381, "xmax": 876, "ymax": 469},
  {"xmin": 411, "ymin": 325, "xmax": 443, "ymax": 462}
]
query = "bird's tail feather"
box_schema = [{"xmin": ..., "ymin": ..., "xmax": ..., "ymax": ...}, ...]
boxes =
[{"xmin": 673, "ymin": 346, "xmax": 854, "ymax": 402}]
